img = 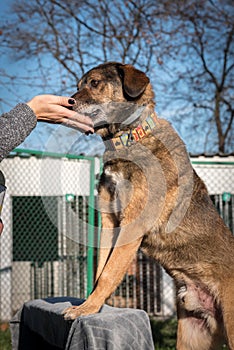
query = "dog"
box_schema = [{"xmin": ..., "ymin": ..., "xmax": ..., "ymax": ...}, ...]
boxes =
[{"xmin": 63, "ymin": 62, "xmax": 234, "ymax": 350}]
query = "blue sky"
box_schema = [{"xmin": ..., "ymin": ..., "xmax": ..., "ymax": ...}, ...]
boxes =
[
  {"xmin": 0, "ymin": 0, "xmax": 105, "ymax": 156},
  {"xmin": 0, "ymin": 1, "xmax": 199, "ymax": 155},
  {"xmin": 1, "ymin": 1, "xmax": 232, "ymax": 155},
  {"xmin": 0, "ymin": 1, "xmax": 41, "ymax": 112},
  {"xmin": 0, "ymin": 1, "xmax": 16, "ymax": 112}
]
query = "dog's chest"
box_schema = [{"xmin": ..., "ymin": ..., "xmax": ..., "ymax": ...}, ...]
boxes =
[
  {"xmin": 101, "ymin": 166, "xmax": 132, "ymax": 197},
  {"xmin": 98, "ymin": 165, "xmax": 134, "ymax": 216}
]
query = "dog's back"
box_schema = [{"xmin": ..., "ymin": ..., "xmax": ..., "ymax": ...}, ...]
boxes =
[{"xmin": 65, "ymin": 62, "xmax": 234, "ymax": 349}]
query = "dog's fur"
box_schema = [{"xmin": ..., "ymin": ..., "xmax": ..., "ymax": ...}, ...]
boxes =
[{"xmin": 63, "ymin": 62, "xmax": 234, "ymax": 350}]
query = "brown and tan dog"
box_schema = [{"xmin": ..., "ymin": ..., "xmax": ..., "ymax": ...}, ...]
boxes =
[{"xmin": 63, "ymin": 62, "xmax": 234, "ymax": 350}]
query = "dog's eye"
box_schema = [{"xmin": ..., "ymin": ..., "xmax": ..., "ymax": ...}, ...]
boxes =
[{"xmin": 90, "ymin": 80, "xmax": 100, "ymax": 88}]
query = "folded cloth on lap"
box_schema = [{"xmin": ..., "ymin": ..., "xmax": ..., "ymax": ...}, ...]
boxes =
[{"xmin": 10, "ymin": 297, "xmax": 154, "ymax": 350}]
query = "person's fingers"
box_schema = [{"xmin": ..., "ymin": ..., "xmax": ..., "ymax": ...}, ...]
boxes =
[
  {"xmin": 66, "ymin": 111, "xmax": 94, "ymax": 127},
  {"xmin": 56, "ymin": 96, "xmax": 76, "ymax": 107},
  {"xmin": 52, "ymin": 106, "xmax": 94, "ymax": 128},
  {"xmin": 58, "ymin": 117, "xmax": 94, "ymax": 132},
  {"xmin": 28, "ymin": 95, "xmax": 94, "ymax": 132},
  {"xmin": 38, "ymin": 113, "xmax": 94, "ymax": 131},
  {"xmin": 38, "ymin": 104, "xmax": 93, "ymax": 125}
]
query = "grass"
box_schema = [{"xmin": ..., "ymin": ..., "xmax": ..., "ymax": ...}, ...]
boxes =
[
  {"xmin": 150, "ymin": 318, "xmax": 177, "ymax": 349},
  {"xmin": 0, "ymin": 324, "xmax": 11, "ymax": 350}
]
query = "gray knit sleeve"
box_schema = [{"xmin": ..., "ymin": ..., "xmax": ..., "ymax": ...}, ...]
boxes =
[{"xmin": 0, "ymin": 103, "xmax": 37, "ymax": 161}]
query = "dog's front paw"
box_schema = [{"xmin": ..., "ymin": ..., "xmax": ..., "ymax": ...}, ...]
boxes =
[{"xmin": 63, "ymin": 301, "xmax": 101, "ymax": 320}]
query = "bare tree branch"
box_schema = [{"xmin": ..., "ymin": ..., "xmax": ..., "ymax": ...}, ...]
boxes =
[{"xmin": 0, "ymin": 0, "xmax": 233, "ymax": 153}]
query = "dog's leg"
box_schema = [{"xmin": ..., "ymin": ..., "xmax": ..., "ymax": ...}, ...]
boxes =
[
  {"xmin": 94, "ymin": 179, "xmax": 121, "ymax": 283},
  {"xmin": 95, "ymin": 212, "xmax": 118, "ymax": 282},
  {"xmin": 95, "ymin": 246, "xmax": 112, "ymax": 283},
  {"xmin": 63, "ymin": 236, "xmax": 142, "ymax": 319},
  {"xmin": 222, "ymin": 278, "xmax": 234, "ymax": 349}
]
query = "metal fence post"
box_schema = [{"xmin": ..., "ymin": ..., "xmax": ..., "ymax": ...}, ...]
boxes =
[{"xmin": 87, "ymin": 157, "xmax": 95, "ymax": 296}]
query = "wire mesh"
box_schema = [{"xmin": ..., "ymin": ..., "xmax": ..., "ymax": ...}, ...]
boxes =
[
  {"xmin": 0, "ymin": 151, "xmax": 98, "ymax": 321},
  {"xmin": 0, "ymin": 153, "xmax": 233, "ymax": 321}
]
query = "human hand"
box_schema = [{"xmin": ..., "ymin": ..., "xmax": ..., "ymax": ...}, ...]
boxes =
[
  {"xmin": 0, "ymin": 219, "xmax": 3, "ymax": 236},
  {"xmin": 27, "ymin": 94, "xmax": 94, "ymax": 133}
]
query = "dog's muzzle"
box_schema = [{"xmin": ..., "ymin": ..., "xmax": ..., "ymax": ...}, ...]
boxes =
[{"xmin": 72, "ymin": 102, "xmax": 146, "ymax": 131}]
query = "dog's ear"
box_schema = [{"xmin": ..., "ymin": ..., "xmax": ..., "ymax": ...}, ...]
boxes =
[{"xmin": 117, "ymin": 64, "xmax": 149, "ymax": 99}]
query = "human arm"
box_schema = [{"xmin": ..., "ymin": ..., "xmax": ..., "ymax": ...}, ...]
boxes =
[
  {"xmin": 0, "ymin": 103, "xmax": 37, "ymax": 162},
  {"xmin": 0, "ymin": 95, "xmax": 94, "ymax": 162}
]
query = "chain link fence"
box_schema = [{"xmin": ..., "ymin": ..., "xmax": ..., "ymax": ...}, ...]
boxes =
[
  {"xmin": 0, "ymin": 150, "xmax": 100, "ymax": 321},
  {"xmin": 0, "ymin": 151, "xmax": 233, "ymax": 322}
]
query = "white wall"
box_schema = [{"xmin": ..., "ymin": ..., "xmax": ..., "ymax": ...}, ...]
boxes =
[{"xmin": 192, "ymin": 156, "xmax": 234, "ymax": 194}]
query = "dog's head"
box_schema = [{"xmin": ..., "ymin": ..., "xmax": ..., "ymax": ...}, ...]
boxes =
[{"xmin": 71, "ymin": 62, "xmax": 155, "ymax": 138}]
